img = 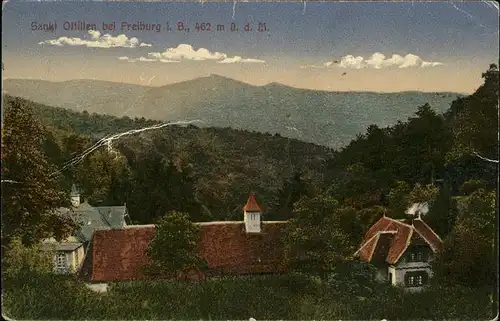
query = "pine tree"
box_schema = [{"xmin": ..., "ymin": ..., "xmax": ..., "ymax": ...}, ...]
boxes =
[{"xmin": 270, "ymin": 170, "xmax": 308, "ymax": 220}]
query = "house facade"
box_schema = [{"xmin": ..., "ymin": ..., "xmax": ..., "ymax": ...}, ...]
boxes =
[
  {"xmin": 354, "ymin": 214, "xmax": 443, "ymax": 291},
  {"xmin": 42, "ymin": 236, "xmax": 85, "ymax": 274},
  {"xmin": 79, "ymin": 193, "xmax": 288, "ymax": 282},
  {"xmin": 41, "ymin": 184, "xmax": 129, "ymax": 275}
]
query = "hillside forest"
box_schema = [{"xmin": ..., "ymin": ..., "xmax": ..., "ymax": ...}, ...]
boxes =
[{"xmin": 1, "ymin": 64, "xmax": 498, "ymax": 319}]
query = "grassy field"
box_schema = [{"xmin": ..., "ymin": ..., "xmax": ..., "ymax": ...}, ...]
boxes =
[{"xmin": 2, "ymin": 273, "xmax": 494, "ymax": 320}]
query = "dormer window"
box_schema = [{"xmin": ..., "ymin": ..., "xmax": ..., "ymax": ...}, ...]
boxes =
[
  {"xmin": 416, "ymin": 252, "xmax": 423, "ymax": 261},
  {"xmin": 407, "ymin": 247, "xmax": 427, "ymax": 262}
]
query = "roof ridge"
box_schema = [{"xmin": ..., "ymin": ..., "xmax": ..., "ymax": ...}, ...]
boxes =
[
  {"xmin": 412, "ymin": 219, "xmax": 443, "ymax": 251},
  {"xmin": 99, "ymin": 208, "xmax": 113, "ymax": 227},
  {"xmin": 414, "ymin": 217, "xmax": 443, "ymax": 242},
  {"xmin": 354, "ymin": 233, "xmax": 379, "ymax": 257},
  {"xmin": 385, "ymin": 216, "xmax": 413, "ymax": 228},
  {"xmin": 391, "ymin": 229, "xmax": 414, "ymax": 264},
  {"xmin": 367, "ymin": 233, "xmax": 381, "ymax": 261}
]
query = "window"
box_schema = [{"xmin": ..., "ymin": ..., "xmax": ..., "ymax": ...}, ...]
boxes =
[
  {"xmin": 405, "ymin": 271, "xmax": 429, "ymax": 287},
  {"xmin": 56, "ymin": 253, "xmax": 67, "ymax": 270},
  {"xmin": 407, "ymin": 248, "xmax": 427, "ymax": 262},
  {"xmin": 75, "ymin": 250, "xmax": 79, "ymax": 265},
  {"xmin": 416, "ymin": 251, "xmax": 423, "ymax": 261}
]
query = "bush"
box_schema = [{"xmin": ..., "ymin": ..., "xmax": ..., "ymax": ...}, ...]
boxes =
[
  {"xmin": 2, "ymin": 272, "xmax": 495, "ymax": 320},
  {"xmin": 326, "ymin": 260, "xmax": 378, "ymax": 296},
  {"xmin": 2, "ymin": 238, "xmax": 54, "ymax": 283}
]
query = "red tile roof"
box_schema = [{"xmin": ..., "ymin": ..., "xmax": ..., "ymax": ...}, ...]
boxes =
[
  {"xmin": 243, "ymin": 193, "xmax": 262, "ymax": 213},
  {"xmin": 354, "ymin": 216, "xmax": 442, "ymax": 265},
  {"xmin": 80, "ymin": 222, "xmax": 287, "ymax": 282},
  {"xmin": 412, "ymin": 218, "xmax": 443, "ymax": 252}
]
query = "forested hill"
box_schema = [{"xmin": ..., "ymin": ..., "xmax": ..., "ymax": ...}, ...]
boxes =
[
  {"xmin": 28, "ymin": 101, "xmax": 162, "ymax": 138},
  {"xmin": 4, "ymin": 76, "xmax": 463, "ymax": 149},
  {"xmin": 6, "ymin": 95, "xmax": 338, "ymax": 224}
]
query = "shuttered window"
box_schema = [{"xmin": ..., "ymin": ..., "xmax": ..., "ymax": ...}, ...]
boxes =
[{"xmin": 404, "ymin": 270, "xmax": 429, "ymax": 287}]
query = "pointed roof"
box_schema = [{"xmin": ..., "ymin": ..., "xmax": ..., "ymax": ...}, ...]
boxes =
[
  {"xmin": 243, "ymin": 192, "xmax": 262, "ymax": 213},
  {"xmin": 354, "ymin": 216, "xmax": 443, "ymax": 265},
  {"xmin": 55, "ymin": 201, "xmax": 128, "ymax": 242}
]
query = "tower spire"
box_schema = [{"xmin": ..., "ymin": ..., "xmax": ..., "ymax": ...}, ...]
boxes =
[
  {"xmin": 243, "ymin": 192, "xmax": 263, "ymax": 233},
  {"xmin": 70, "ymin": 183, "xmax": 81, "ymax": 207}
]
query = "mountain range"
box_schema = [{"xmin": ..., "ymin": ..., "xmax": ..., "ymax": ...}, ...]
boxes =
[{"xmin": 3, "ymin": 75, "xmax": 463, "ymax": 149}]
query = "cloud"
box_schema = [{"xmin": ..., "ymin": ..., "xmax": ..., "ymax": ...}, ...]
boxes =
[
  {"xmin": 307, "ymin": 53, "xmax": 444, "ymax": 70},
  {"xmin": 421, "ymin": 61, "xmax": 444, "ymax": 67},
  {"xmin": 117, "ymin": 56, "xmax": 179, "ymax": 63},
  {"xmin": 122, "ymin": 44, "xmax": 265, "ymax": 64},
  {"xmin": 300, "ymin": 64, "xmax": 326, "ymax": 69},
  {"xmin": 149, "ymin": 44, "xmax": 227, "ymax": 61},
  {"xmin": 39, "ymin": 30, "xmax": 152, "ymax": 48},
  {"xmin": 218, "ymin": 56, "xmax": 265, "ymax": 64},
  {"xmin": 137, "ymin": 57, "xmax": 156, "ymax": 62},
  {"xmin": 338, "ymin": 55, "xmax": 365, "ymax": 69}
]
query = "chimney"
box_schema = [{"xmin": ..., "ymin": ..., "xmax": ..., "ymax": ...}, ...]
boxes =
[
  {"xmin": 404, "ymin": 202, "xmax": 428, "ymax": 224},
  {"xmin": 70, "ymin": 184, "xmax": 81, "ymax": 207},
  {"xmin": 243, "ymin": 192, "xmax": 262, "ymax": 233}
]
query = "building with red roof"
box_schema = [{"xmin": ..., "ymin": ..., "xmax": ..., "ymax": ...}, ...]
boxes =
[
  {"xmin": 354, "ymin": 209, "xmax": 443, "ymax": 290},
  {"xmin": 79, "ymin": 193, "xmax": 288, "ymax": 283}
]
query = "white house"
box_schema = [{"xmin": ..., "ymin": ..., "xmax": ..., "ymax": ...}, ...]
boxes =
[
  {"xmin": 354, "ymin": 211, "xmax": 443, "ymax": 291},
  {"xmin": 41, "ymin": 236, "xmax": 85, "ymax": 274}
]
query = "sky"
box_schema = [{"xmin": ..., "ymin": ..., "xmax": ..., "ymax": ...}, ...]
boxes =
[{"xmin": 2, "ymin": 1, "xmax": 499, "ymax": 93}]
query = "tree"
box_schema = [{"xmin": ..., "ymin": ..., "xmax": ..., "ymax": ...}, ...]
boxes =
[
  {"xmin": 446, "ymin": 64, "xmax": 499, "ymax": 164},
  {"xmin": 387, "ymin": 181, "xmax": 439, "ymax": 218},
  {"xmin": 127, "ymin": 151, "xmax": 200, "ymax": 223},
  {"xmin": 282, "ymin": 194, "xmax": 355, "ymax": 278},
  {"xmin": 146, "ymin": 211, "xmax": 205, "ymax": 277},
  {"xmin": 327, "ymin": 163, "xmax": 382, "ymax": 209},
  {"xmin": 432, "ymin": 189, "xmax": 496, "ymax": 288},
  {"xmin": 73, "ymin": 149, "xmax": 131, "ymax": 206},
  {"xmin": 270, "ymin": 170, "xmax": 309, "ymax": 220},
  {"xmin": 397, "ymin": 104, "xmax": 452, "ymax": 184},
  {"xmin": 1, "ymin": 97, "xmax": 79, "ymax": 245},
  {"xmin": 424, "ymin": 181, "xmax": 455, "ymax": 237},
  {"xmin": 388, "ymin": 180, "xmax": 412, "ymax": 217},
  {"xmin": 459, "ymin": 179, "xmax": 486, "ymax": 196},
  {"xmin": 407, "ymin": 183, "xmax": 439, "ymax": 205}
]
